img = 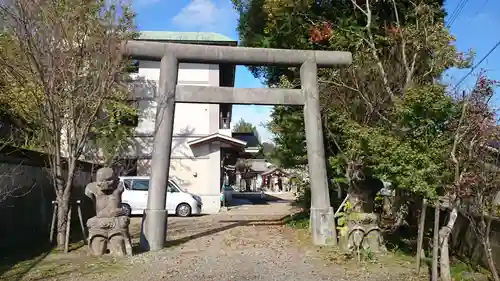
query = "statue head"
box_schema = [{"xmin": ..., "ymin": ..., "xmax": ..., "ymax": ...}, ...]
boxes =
[{"xmin": 96, "ymin": 167, "xmax": 118, "ymax": 192}]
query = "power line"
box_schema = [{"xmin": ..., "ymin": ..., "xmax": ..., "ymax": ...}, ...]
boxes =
[
  {"xmin": 446, "ymin": 0, "xmax": 464, "ymax": 26},
  {"xmin": 447, "ymin": 0, "xmax": 468, "ymax": 28},
  {"xmin": 447, "ymin": 0, "xmax": 470, "ymax": 28},
  {"xmin": 453, "ymin": 39, "xmax": 500, "ymax": 90}
]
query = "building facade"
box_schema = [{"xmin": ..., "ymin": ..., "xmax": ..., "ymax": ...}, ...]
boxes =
[{"xmin": 128, "ymin": 31, "xmax": 249, "ymax": 213}]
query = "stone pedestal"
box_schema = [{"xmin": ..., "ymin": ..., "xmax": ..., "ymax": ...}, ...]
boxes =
[
  {"xmin": 339, "ymin": 212, "xmax": 386, "ymax": 253},
  {"xmin": 310, "ymin": 207, "xmax": 337, "ymax": 246}
]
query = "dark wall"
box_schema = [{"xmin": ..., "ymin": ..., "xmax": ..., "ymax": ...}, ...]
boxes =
[{"xmin": 0, "ymin": 146, "xmax": 97, "ymax": 250}]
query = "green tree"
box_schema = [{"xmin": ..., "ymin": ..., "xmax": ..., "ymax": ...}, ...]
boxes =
[
  {"xmin": 0, "ymin": 0, "xmax": 137, "ymax": 248},
  {"xmin": 0, "ymin": 32, "xmax": 44, "ymax": 148},
  {"xmin": 233, "ymin": 118, "xmax": 261, "ymax": 142},
  {"xmin": 233, "ymin": 118, "xmax": 257, "ymax": 132},
  {"xmin": 233, "ymin": 0, "xmax": 474, "ymax": 269},
  {"xmin": 234, "ymin": 0, "xmax": 468, "ymax": 202},
  {"xmin": 88, "ymin": 99, "xmax": 139, "ymax": 168}
]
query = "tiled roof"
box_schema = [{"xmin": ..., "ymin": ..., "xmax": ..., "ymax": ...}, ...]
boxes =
[{"xmin": 137, "ymin": 31, "xmax": 236, "ymax": 43}]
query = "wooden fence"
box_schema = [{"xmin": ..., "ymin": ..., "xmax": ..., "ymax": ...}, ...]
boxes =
[{"xmin": 0, "ymin": 145, "xmax": 97, "ymax": 250}]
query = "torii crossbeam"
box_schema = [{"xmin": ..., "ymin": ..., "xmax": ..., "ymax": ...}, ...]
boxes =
[{"xmin": 122, "ymin": 41, "xmax": 352, "ymax": 251}]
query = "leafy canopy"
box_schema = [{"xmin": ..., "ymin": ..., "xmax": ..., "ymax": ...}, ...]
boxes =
[{"xmin": 233, "ymin": 0, "xmax": 472, "ymax": 198}]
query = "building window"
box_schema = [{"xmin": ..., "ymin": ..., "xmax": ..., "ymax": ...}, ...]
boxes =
[
  {"xmin": 220, "ymin": 117, "xmax": 230, "ymax": 129},
  {"xmin": 219, "ymin": 105, "xmax": 231, "ymax": 129}
]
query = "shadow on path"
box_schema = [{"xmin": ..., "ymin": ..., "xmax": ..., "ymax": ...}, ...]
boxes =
[
  {"xmin": 0, "ymin": 243, "xmax": 52, "ymax": 281},
  {"xmin": 132, "ymin": 214, "xmax": 294, "ymax": 254},
  {"xmin": 230, "ymin": 192, "xmax": 294, "ymax": 206}
]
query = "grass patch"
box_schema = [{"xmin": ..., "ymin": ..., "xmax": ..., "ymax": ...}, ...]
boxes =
[
  {"xmin": 0, "ymin": 241, "xmax": 125, "ymax": 281},
  {"xmin": 451, "ymin": 261, "xmax": 473, "ymax": 280},
  {"xmin": 450, "ymin": 260, "xmax": 490, "ymax": 281},
  {"xmin": 284, "ymin": 210, "xmax": 426, "ymax": 279},
  {"xmin": 0, "ymin": 242, "xmax": 53, "ymax": 280},
  {"xmin": 284, "ymin": 211, "xmax": 310, "ymax": 229},
  {"xmin": 1, "ymin": 254, "xmax": 125, "ymax": 281},
  {"xmin": 289, "ymin": 223, "xmax": 421, "ymax": 270},
  {"xmin": 0, "ymin": 252, "xmax": 50, "ymax": 281}
]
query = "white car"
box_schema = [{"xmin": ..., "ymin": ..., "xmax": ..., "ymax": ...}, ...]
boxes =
[{"xmin": 119, "ymin": 176, "xmax": 202, "ymax": 217}]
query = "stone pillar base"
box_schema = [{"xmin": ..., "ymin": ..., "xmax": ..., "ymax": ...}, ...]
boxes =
[
  {"xmin": 139, "ymin": 209, "xmax": 168, "ymax": 251},
  {"xmin": 310, "ymin": 207, "xmax": 337, "ymax": 246}
]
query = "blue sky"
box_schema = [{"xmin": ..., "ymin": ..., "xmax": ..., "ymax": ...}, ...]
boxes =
[
  {"xmin": 444, "ymin": 0, "xmax": 500, "ymax": 94},
  {"xmin": 132, "ymin": 0, "xmax": 500, "ymax": 143}
]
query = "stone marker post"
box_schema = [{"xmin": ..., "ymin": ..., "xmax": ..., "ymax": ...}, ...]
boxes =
[
  {"xmin": 301, "ymin": 60, "xmax": 336, "ymax": 245},
  {"xmin": 139, "ymin": 53, "xmax": 178, "ymax": 251}
]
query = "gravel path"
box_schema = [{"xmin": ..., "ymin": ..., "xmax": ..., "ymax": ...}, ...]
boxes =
[{"xmin": 10, "ymin": 199, "xmax": 426, "ymax": 281}]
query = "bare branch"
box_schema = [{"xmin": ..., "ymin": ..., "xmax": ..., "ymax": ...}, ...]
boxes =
[{"xmin": 350, "ymin": 0, "xmax": 395, "ymax": 99}]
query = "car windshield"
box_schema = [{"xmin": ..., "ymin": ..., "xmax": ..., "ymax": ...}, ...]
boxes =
[{"xmin": 169, "ymin": 180, "xmax": 186, "ymax": 192}]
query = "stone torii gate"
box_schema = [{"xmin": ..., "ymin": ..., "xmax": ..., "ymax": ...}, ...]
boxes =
[{"xmin": 122, "ymin": 41, "xmax": 352, "ymax": 251}]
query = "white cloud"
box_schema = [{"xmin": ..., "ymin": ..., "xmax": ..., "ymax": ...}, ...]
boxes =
[
  {"xmin": 231, "ymin": 105, "xmax": 274, "ymax": 143},
  {"xmin": 172, "ymin": 0, "xmax": 236, "ymax": 32}
]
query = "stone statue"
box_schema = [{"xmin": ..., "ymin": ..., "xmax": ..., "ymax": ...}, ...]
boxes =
[
  {"xmin": 339, "ymin": 177, "xmax": 386, "ymax": 254},
  {"xmin": 85, "ymin": 167, "xmax": 132, "ymax": 256}
]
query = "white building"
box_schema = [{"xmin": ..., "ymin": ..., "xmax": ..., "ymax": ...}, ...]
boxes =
[{"xmin": 127, "ymin": 31, "xmax": 254, "ymax": 214}]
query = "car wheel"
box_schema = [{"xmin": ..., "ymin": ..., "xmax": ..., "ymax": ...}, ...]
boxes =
[
  {"xmin": 176, "ymin": 203, "xmax": 192, "ymax": 217},
  {"xmin": 121, "ymin": 203, "xmax": 132, "ymax": 217}
]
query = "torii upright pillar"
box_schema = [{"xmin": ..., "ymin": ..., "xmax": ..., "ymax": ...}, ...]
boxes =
[{"xmin": 122, "ymin": 42, "xmax": 352, "ymax": 251}]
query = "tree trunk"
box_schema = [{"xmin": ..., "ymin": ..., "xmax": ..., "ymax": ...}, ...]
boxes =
[
  {"xmin": 432, "ymin": 201, "xmax": 440, "ymax": 281},
  {"xmin": 56, "ymin": 195, "xmax": 70, "ymax": 248},
  {"xmin": 390, "ymin": 190, "xmax": 409, "ymax": 231},
  {"xmin": 439, "ymin": 206, "xmax": 458, "ymax": 281},
  {"xmin": 55, "ymin": 157, "xmax": 77, "ymax": 249},
  {"xmin": 340, "ymin": 180, "xmax": 385, "ymax": 253},
  {"xmin": 416, "ymin": 198, "xmax": 427, "ymax": 274},
  {"xmin": 347, "ymin": 189, "xmax": 365, "ymax": 213},
  {"xmin": 483, "ymin": 217, "xmax": 500, "ymax": 281}
]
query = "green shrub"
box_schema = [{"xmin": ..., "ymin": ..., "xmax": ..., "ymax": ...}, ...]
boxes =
[{"xmin": 294, "ymin": 180, "xmax": 345, "ymax": 210}]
